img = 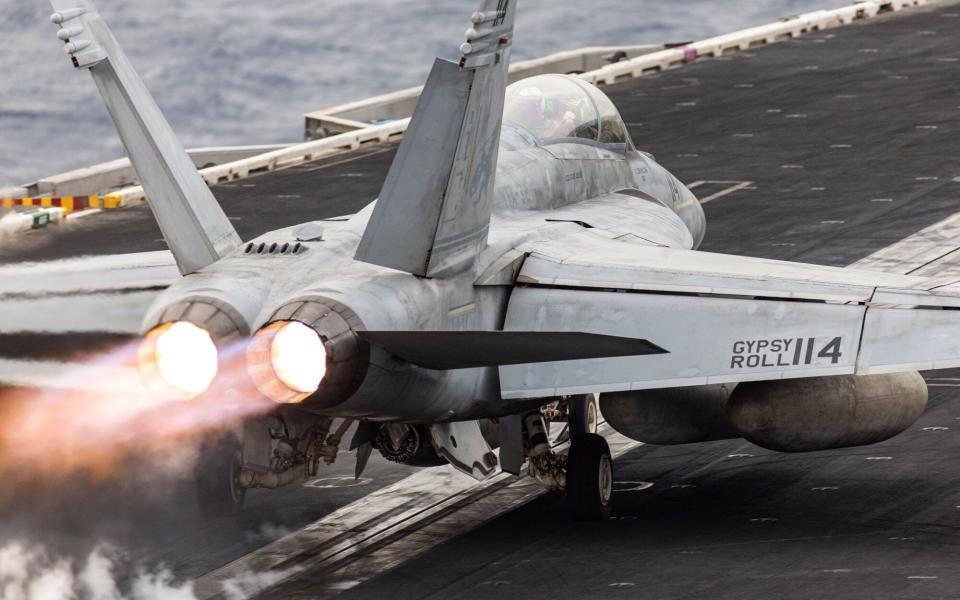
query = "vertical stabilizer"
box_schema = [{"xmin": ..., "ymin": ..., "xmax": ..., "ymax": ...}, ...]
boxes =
[
  {"xmin": 49, "ymin": 0, "xmax": 241, "ymax": 275},
  {"xmin": 355, "ymin": 0, "xmax": 516, "ymax": 277}
]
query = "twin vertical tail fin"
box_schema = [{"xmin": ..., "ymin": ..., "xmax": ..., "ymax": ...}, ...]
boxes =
[
  {"xmin": 49, "ymin": 1, "xmax": 241, "ymax": 275},
  {"xmin": 354, "ymin": 1, "xmax": 517, "ymax": 278}
]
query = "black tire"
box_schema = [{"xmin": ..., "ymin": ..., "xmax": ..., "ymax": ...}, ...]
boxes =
[
  {"xmin": 195, "ymin": 432, "xmax": 245, "ymax": 518},
  {"xmin": 566, "ymin": 433, "xmax": 613, "ymax": 521},
  {"xmin": 568, "ymin": 394, "xmax": 599, "ymax": 436}
]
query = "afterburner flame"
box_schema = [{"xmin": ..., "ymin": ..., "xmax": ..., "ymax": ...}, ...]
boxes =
[
  {"xmin": 138, "ymin": 321, "xmax": 219, "ymax": 399},
  {"xmin": 0, "ymin": 338, "xmax": 274, "ymax": 500},
  {"xmin": 247, "ymin": 321, "xmax": 326, "ymax": 404}
]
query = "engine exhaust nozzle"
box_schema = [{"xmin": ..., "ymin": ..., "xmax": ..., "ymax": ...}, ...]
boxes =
[
  {"xmin": 138, "ymin": 298, "xmax": 247, "ymax": 399},
  {"xmin": 246, "ymin": 298, "xmax": 369, "ymax": 407}
]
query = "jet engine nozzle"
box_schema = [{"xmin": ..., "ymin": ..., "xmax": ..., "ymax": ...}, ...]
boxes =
[
  {"xmin": 247, "ymin": 321, "xmax": 326, "ymax": 404},
  {"xmin": 138, "ymin": 298, "xmax": 249, "ymax": 399},
  {"xmin": 138, "ymin": 321, "xmax": 218, "ymax": 399},
  {"xmin": 246, "ymin": 298, "xmax": 369, "ymax": 407}
]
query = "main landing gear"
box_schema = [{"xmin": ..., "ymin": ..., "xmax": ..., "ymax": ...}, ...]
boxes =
[
  {"xmin": 566, "ymin": 433, "xmax": 613, "ymax": 520},
  {"xmin": 194, "ymin": 431, "xmax": 246, "ymax": 517},
  {"xmin": 524, "ymin": 394, "xmax": 613, "ymax": 520},
  {"xmin": 193, "ymin": 412, "xmax": 355, "ymax": 517}
]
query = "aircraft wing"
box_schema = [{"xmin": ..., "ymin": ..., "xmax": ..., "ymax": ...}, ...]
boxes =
[{"xmin": 499, "ymin": 236, "xmax": 960, "ymax": 400}]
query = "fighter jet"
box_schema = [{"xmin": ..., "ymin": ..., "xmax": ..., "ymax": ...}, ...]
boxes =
[{"xmin": 45, "ymin": 0, "xmax": 960, "ymax": 519}]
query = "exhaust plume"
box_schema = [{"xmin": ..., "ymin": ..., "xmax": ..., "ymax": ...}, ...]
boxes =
[{"xmin": 0, "ymin": 339, "xmax": 273, "ymax": 500}]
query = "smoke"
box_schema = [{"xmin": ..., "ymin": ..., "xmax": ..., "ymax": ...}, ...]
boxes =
[
  {"xmin": 244, "ymin": 522, "xmax": 292, "ymax": 545},
  {"xmin": 0, "ymin": 541, "xmax": 301, "ymax": 600},
  {"xmin": 0, "ymin": 340, "xmax": 313, "ymax": 598},
  {"xmin": 0, "ymin": 542, "xmax": 193, "ymax": 600},
  {"xmin": 220, "ymin": 565, "xmax": 303, "ymax": 600}
]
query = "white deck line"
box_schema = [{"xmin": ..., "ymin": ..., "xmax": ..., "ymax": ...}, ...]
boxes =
[
  {"xmin": 0, "ymin": 291, "xmax": 159, "ymax": 334},
  {"xmin": 42, "ymin": 0, "xmax": 934, "ymax": 209},
  {"xmin": 194, "ymin": 172, "xmax": 960, "ymax": 600},
  {"xmin": 851, "ymin": 210, "xmax": 960, "ymax": 286},
  {"xmin": 4, "ymin": 0, "xmax": 947, "ymax": 594},
  {"xmin": 193, "ymin": 425, "xmax": 641, "ymax": 600}
]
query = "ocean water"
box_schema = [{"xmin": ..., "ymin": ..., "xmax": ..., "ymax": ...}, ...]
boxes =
[{"xmin": 0, "ymin": 0, "xmax": 843, "ymax": 187}]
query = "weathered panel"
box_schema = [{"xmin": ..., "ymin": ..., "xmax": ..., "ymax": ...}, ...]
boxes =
[
  {"xmin": 354, "ymin": 58, "xmax": 473, "ymax": 276},
  {"xmin": 858, "ymin": 306, "xmax": 960, "ymax": 373},
  {"xmin": 500, "ymin": 287, "xmax": 864, "ymax": 399},
  {"xmin": 516, "ymin": 240, "xmax": 923, "ymax": 302}
]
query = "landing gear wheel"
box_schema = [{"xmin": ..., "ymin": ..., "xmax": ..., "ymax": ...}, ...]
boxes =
[
  {"xmin": 195, "ymin": 432, "xmax": 246, "ymax": 518},
  {"xmin": 566, "ymin": 433, "xmax": 613, "ymax": 521},
  {"xmin": 568, "ymin": 393, "xmax": 599, "ymax": 436}
]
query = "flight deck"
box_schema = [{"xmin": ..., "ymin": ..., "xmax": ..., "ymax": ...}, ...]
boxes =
[{"xmin": 4, "ymin": 2, "xmax": 960, "ymax": 598}]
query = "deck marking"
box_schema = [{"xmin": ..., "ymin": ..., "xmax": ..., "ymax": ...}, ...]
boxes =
[
  {"xmin": 303, "ymin": 477, "xmax": 373, "ymax": 489},
  {"xmin": 613, "ymin": 481, "xmax": 654, "ymax": 492},
  {"xmin": 302, "ymin": 146, "xmax": 395, "ymax": 172},
  {"xmin": 689, "ymin": 181, "xmax": 754, "ymax": 204},
  {"xmin": 193, "ymin": 425, "xmax": 642, "ymax": 599}
]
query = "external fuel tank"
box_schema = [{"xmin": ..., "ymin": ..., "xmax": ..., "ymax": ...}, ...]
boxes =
[{"xmin": 726, "ymin": 372, "xmax": 927, "ymax": 452}]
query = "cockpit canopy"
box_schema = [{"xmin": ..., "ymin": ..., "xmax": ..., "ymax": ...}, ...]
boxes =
[{"xmin": 503, "ymin": 74, "xmax": 634, "ymax": 149}]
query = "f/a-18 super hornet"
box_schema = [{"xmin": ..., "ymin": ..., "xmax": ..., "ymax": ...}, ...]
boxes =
[{"xmin": 44, "ymin": 0, "xmax": 960, "ymax": 519}]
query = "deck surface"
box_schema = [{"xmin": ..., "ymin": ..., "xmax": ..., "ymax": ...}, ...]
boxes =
[{"xmin": 4, "ymin": 2, "xmax": 960, "ymax": 598}]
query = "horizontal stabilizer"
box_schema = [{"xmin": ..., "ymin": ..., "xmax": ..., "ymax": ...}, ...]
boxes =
[{"xmin": 356, "ymin": 331, "xmax": 666, "ymax": 370}]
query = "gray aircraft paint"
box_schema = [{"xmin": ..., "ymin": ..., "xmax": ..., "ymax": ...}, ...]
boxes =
[{"xmin": 47, "ymin": 0, "xmax": 960, "ymax": 434}]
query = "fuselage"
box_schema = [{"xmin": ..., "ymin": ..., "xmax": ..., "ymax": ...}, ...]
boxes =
[{"xmin": 145, "ymin": 118, "xmax": 704, "ymax": 422}]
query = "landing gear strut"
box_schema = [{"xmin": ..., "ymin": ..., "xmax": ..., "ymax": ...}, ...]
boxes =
[
  {"xmin": 521, "ymin": 403, "xmax": 613, "ymax": 520},
  {"xmin": 195, "ymin": 431, "xmax": 246, "ymax": 517}
]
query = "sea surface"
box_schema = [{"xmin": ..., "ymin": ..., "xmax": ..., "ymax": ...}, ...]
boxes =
[{"xmin": 1, "ymin": 0, "xmax": 843, "ymax": 187}]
